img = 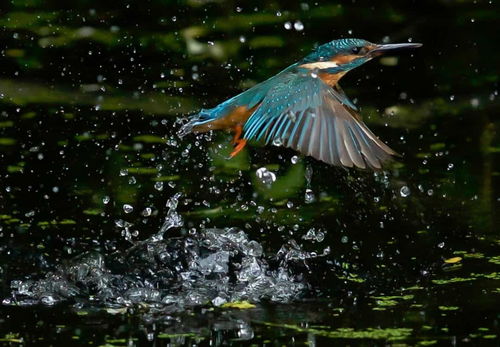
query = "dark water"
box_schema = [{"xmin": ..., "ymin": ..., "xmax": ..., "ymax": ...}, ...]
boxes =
[{"xmin": 1, "ymin": 0, "xmax": 499, "ymax": 345}]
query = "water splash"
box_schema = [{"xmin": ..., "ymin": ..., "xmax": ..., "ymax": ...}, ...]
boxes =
[
  {"xmin": 5, "ymin": 195, "xmax": 308, "ymax": 310},
  {"xmin": 256, "ymin": 167, "xmax": 277, "ymax": 185}
]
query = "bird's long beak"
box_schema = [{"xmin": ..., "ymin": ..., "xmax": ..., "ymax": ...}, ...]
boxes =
[{"xmin": 369, "ymin": 42, "xmax": 423, "ymax": 56}]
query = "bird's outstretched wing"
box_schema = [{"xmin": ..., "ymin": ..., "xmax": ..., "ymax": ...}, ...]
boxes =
[{"xmin": 243, "ymin": 72, "xmax": 396, "ymax": 169}]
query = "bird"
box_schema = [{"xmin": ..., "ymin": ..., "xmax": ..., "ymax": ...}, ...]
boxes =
[{"xmin": 179, "ymin": 38, "xmax": 422, "ymax": 170}]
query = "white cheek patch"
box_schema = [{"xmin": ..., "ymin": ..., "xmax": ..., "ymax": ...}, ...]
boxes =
[{"xmin": 299, "ymin": 61, "xmax": 339, "ymax": 70}]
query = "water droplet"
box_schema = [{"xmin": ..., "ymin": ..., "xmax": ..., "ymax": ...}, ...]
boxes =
[
  {"xmin": 119, "ymin": 169, "xmax": 128, "ymax": 176},
  {"xmin": 291, "ymin": 155, "xmax": 298, "ymax": 164},
  {"xmin": 304, "ymin": 189, "xmax": 315, "ymax": 204},
  {"xmin": 302, "ymin": 228, "xmax": 325, "ymax": 242},
  {"xmin": 470, "ymin": 98, "xmax": 479, "ymax": 108},
  {"xmin": 449, "ymin": 95, "xmax": 455, "ymax": 101},
  {"xmin": 286, "ymin": 201, "xmax": 294, "ymax": 208},
  {"xmin": 447, "ymin": 163, "xmax": 454, "ymax": 170},
  {"xmin": 284, "ymin": 21, "xmax": 292, "ymax": 30},
  {"xmin": 437, "ymin": 242, "xmax": 445, "ymax": 248},
  {"xmin": 142, "ymin": 207, "xmax": 152, "ymax": 217},
  {"xmin": 239, "ymin": 35, "xmax": 246, "ymax": 43},
  {"xmin": 341, "ymin": 236, "xmax": 349, "ymax": 243},
  {"xmin": 154, "ymin": 182, "xmax": 164, "ymax": 191},
  {"xmin": 123, "ymin": 204, "xmax": 134, "ymax": 213},
  {"xmin": 41, "ymin": 295, "xmax": 56, "ymax": 306},
  {"xmin": 102, "ymin": 196, "xmax": 110, "ymax": 204},
  {"xmin": 293, "ymin": 21, "xmax": 304, "ymax": 31},
  {"xmin": 212, "ymin": 296, "xmax": 226, "ymax": 306},
  {"xmin": 256, "ymin": 167, "xmax": 276, "ymax": 185},
  {"xmin": 25, "ymin": 210, "xmax": 35, "ymax": 217},
  {"xmin": 165, "ymin": 193, "xmax": 181, "ymax": 209},
  {"xmin": 244, "ymin": 240, "xmax": 263, "ymax": 257},
  {"xmin": 305, "ymin": 165, "xmax": 313, "ymax": 185},
  {"xmin": 400, "ymin": 186, "xmax": 410, "ymax": 197}
]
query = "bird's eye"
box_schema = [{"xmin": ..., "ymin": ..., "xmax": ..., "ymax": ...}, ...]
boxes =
[
  {"xmin": 351, "ymin": 46, "xmax": 361, "ymax": 54},
  {"xmin": 351, "ymin": 46, "xmax": 368, "ymax": 55}
]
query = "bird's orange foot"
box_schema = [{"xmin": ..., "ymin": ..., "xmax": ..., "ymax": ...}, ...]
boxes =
[
  {"xmin": 231, "ymin": 124, "xmax": 243, "ymax": 145},
  {"xmin": 230, "ymin": 139, "xmax": 247, "ymax": 158}
]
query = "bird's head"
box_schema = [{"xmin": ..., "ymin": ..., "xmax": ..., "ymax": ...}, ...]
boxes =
[{"xmin": 300, "ymin": 38, "xmax": 422, "ymax": 72}]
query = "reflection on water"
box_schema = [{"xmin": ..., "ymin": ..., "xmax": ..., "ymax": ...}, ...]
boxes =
[{"xmin": 0, "ymin": 0, "xmax": 499, "ymax": 345}]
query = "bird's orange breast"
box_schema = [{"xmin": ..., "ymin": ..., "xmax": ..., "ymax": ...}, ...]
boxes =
[{"xmin": 318, "ymin": 71, "xmax": 347, "ymax": 86}]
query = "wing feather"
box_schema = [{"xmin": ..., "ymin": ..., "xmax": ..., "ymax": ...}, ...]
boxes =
[
  {"xmin": 334, "ymin": 117, "xmax": 353, "ymax": 167},
  {"xmin": 243, "ymin": 72, "xmax": 396, "ymax": 169}
]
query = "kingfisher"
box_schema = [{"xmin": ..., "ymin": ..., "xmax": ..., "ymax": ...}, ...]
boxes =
[{"xmin": 179, "ymin": 38, "xmax": 422, "ymax": 170}]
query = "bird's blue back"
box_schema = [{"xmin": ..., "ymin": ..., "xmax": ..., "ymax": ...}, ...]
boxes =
[
  {"xmin": 188, "ymin": 65, "xmax": 297, "ymax": 127},
  {"xmin": 188, "ymin": 38, "xmax": 368, "ymax": 127}
]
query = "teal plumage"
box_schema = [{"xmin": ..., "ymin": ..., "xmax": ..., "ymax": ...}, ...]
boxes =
[
  {"xmin": 179, "ymin": 38, "xmax": 422, "ymax": 170},
  {"xmin": 242, "ymin": 72, "xmax": 394, "ymax": 169}
]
